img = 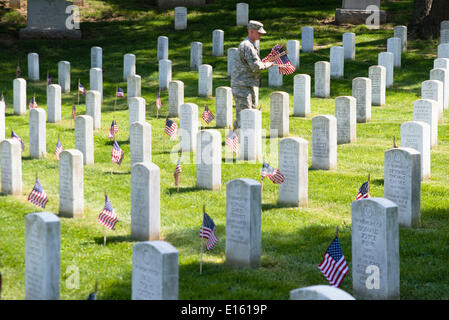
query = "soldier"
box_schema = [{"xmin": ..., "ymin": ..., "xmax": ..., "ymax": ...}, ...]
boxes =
[{"xmin": 231, "ymin": 20, "xmax": 273, "ymax": 129}]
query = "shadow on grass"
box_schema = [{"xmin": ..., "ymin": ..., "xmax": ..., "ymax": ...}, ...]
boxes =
[
  {"xmin": 103, "ymin": 170, "xmax": 131, "ymax": 175},
  {"xmin": 167, "ymin": 186, "xmax": 197, "ymax": 194},
  {"xmin": 94, "ymin": 234, "xmax": 134, "ymax": 245}
]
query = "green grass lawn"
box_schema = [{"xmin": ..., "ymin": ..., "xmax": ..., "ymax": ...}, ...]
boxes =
[{"xmin": 0, "ymin": 0, "xmax": 449, "ymax": 300}]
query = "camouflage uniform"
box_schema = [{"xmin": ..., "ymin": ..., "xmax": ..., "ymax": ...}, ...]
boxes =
[{"xmin": 231, "ymin": 37, "xmax": 269, "ymax": 128}]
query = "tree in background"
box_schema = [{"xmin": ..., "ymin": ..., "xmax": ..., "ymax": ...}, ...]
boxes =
[{"xmin": 408, "ymin": 0, "xmax": 449, "ymax": 39}]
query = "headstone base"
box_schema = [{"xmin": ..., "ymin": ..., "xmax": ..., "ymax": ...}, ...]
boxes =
[
  {"xmin": 19, "ymin": 28, "xmax": 82, "ymax": 39},
  {"xmin": 335, "ymin": 9, "xmax": 386, "ymax": 25}
]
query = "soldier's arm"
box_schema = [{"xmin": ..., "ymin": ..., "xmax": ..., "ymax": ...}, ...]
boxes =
[{"xmin": 242, "ymin": 45, "xmax": 270, "ymax": 72}]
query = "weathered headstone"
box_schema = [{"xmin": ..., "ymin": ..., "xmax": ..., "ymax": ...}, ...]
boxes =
[
  {"xmin": 1, "ymin": 139, "xmax": 22, "ymax": 195},
  {"xmin": 47, "ymin": 84, "xmax": 62, "ymax": 123},
  {"xmin": 198, "ymin": 64, "xmax": 213, "ymax": 97},
  {"xmin": 59, "ymin": 150, "xmax": 84, "ymax": 218},
  {"xmin": 384, "ymin": 147, "xmax": 421, "ymax": 228},
  {"xmin": 387, "ymin": 37, "xmax": 402, "ymax": 69},
  {"xmin": 441, "ymin": 20, "xmax": 449, "ymax": 31},
  {"xmin": 437, "ymin": 43, "xmax": 449, "ymax": 59},
  {"xmin": 421, "ymin": 79, "xmax": 443, "ymax": 123},
  {"xmin": 196, "ymin": 130, "xmax": 221, "ymax": 190},
  {"xmin": 124, "ymin": 54, "xmax": 136, "ymax": 81},
  {"xmin": 75, "ymin": 115, "xmax": 94, "ymax": 165},
  {"xmin": 179, "ymin": 103, "xmax": 199, "ymax": 152},
  {"xmin": 293, "ymin": 74, "xmax": 311, "ymax": 117},
  {"xmin": 287, "ymin": 40, "xmax": 300, "ymax": 68},
  {"xmin": 378, "ymin": 52, "xmax": 394, "ymax": 88},
  {"xmin": 20, "ymin": 0, "xmax": 81, "ymax": 39},
  {"xmin": 343, "ymin": 32, "xmax": 356, "ymax": 60},
  {"xmin": 369, "ymin": 65, "xmax": 386, "ymax": 106},
  {"xmin": 91, "ymin": 46, "xmax": 102, "ymax": 69},
  {"xmin": 335, "ymin": 96, "xmax": 356, "ymax": 144},
  {"xmin": 290, "ymin": 285, "xmax": 355, "ymax": 300},
  {"xmin": 28, "ymin": 53, "xmax": 39, "ymax": 81},
  {"xmin": 302, "ymin": 27, "xmax": 314, "ymax": 52},
  {"xmin": 25, "ymin": 212, "xmax": 60, "ymax": 300},
  {"xmin": 430, "ymin": 68, "xmax": 449, "ymax": 111},
  {"xmin": 268, "ymin": 65, "xmax": 283, "ymax": 87},
  {"xmin": 131, "ymin": 162, "xmax": 160, "ymax": 241},
  {"xmin": 352, "ymin": 77, "xmax": 372, "ymax": 123},
  {"xmin": 58, "ymin": 61, "xmax": 70, "ymax": 93},
  {"xmin": 270, "ymin": 91, "xmax": 289, "ymax": 137},
  {"xmin": 13, "ymin": 78, "xmax": 26, "ymax": 115},
  {"xmin": 312, "ymin": 115, "xmax": 337, "ymax": 170},
  {"xmin": 89, "ymin": 67, "xmax": 103, "ymax": 101},
  {"xmin": 226, "ymin": 178, "xmax": 262, "ymax": 267},
  {"xmin": 129, "ymin": 97, "xmax": 146, "ymax": 128},
  {"xmin": 279, "ymin": 137, "xmax": 308, "ymax": 207},
  {"xmin": 159, "ymin": 59, "xmax": 172, "ymax": 91},
  {"xmin": 216, "ymin": 86, "xmax": 233, "ymax": 128},
  {"xmin": 330, "ymin": 46, "xmax": 344, "ymax": 78},
  {"xmin": 30, "ymin": 108, "xmax": 46, "ymax": 159},
  {"xmin": 413, "ymin": 99, "xmax": 439, "ymax": 148},
  {"xmin": 351, "ymin": 197, "xmax": 399, "ymax": 300},
  {"xmin": 240, "ymin": 109, "xmax": 262, "ymax": 161},
  {"xmin": 132, "ymin": 241, "xmax": 178, "ymax": 300},
  {"xmin": 314, "ymin": 61, "xmax": 330, "ymax": 98},
  {"xmin": 335, "ymin": 0, "xmax": 386, "ymax": 25},
  {"xmin": 157, "ymin": 36, "xmax": 169, "ymax": 61},
  {"xmin": 236, "ymin": 3, "xmax": 249, "ymax": 26},
  {"xmin": 169, "ymin": 80, "xmax": 184, "ymax": 117},
  {"xmin": 85, "ymin": 90, "xmax": 101, "ymax": 130},
  {"xmin": 130, "ymin": 121, "xmax": 152, "ymax": 166},
  {"xmin": 174, "ymin": 7, "xmax": 187, "ymax": 30},
  {"xmin": 434, "ymin": 57, "xmax": 449, "ymax": 72},
  {"xmin": 212, "ymin": 30, "xmax": 224, "ymax": 57},
  {"xmin": 127, "ymin": 74, "xmax": 142, "ymax": 100},
  {"xmin": 190, "ymin": 42, "xmax": 202, "ymax": 71},
  {"xmin": 394, "ymin": 25, "xmax": 407, "ymax": 52},
  {"xmin": 401, "ymin": 121, "xmax": 430, "ymax": 181}
]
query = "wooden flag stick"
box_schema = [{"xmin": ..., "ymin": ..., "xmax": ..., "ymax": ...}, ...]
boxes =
[
  {"xmin": 200, "ymin": 204, "xmax": 205, "ymax": 275},
  {"xmin": 335, "ymin": 226, "xmax": 339, "ymax": 238},
  {"xmin": 77, "ymin": 79, "xmax": 80, "ymax": 106},
  {"xmin": 368, "ymin": 173, "xmax": 371, "ymax": 194},
  {"xmin": 393, "ymin": 136, "xmax": 398, "ymax": 148}
]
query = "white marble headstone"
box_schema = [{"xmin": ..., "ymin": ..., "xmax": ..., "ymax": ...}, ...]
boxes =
[
  {"xmin": 196, "ymin": 130, "xmax": 222, "ymax": 190},
  {"xmin": 59, "ymin": 150, "xmax": 84, "ymax": 218},
  {"xmin": 352, "ymin": 77, "xmax": 372, "ymax": 123},
  {"xmin": 312, "ymin": 115, "xmax": 337, "ymax": 170}
]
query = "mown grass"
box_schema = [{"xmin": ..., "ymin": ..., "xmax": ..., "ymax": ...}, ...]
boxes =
[{"xmin": 1, "ymin": 0, "xmax": 449, "ymax": 300}]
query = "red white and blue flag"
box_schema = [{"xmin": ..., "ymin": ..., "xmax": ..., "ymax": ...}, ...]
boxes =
[
  {"xmin": 165, "ymin": 118, "xmax": 178, "ymax": 140},
  {"xmin": 116, "ymin": 87, "xmax": 125, "ymax": 98},
  {"xmin": 262, "ymin": 44, "xmax": 296, "ymax": 75},
  {"xmin": 29, "ymin": 96, "xmax": 38, "ymax": 110},
  {"xmin": 78, "ymin": 83, "xmax": 85, "ymax": 95},
  {"xmin": 226, "ymin": 130, "xmax": 239, "ymax": 154},
  {"xmin": 261, "ymin": 162, "xmax": 285, "ymax": 184},
  {"xmin": 27, "ymin": 177, "xmax": 48, "ymax": 208},
  {"xmin": 174, "ymin": 156, "xmax": 182, "ymax": 187},
  {"xmin": 98, "ymin": 194, "xmax": 118, "ymax": 230},
  {"xmin": 112, "ymin": 139, "xmax": 124, "ymax": 165},
  {"xmin": 72, "ymin": 105, "xmax": 77, "ymax": 119},
  {"xmin": 54, "ymin": 137, "xmax": 63, "ymax": 160},
  {"xmin": 11, "ymin": 130, "xmax": 24, "ymax": 151},
  {"xmin": 47, "ymin": 73, "xmax": 52, "ymax": 85},
  {"xmin": 156, "ymin": 90, "xmax": 162, "ymax": 110},
  {"xmin": 108, "ymin": 120, "xmax": 118, "ymax": 140},
  {"xmin": 356, "ymin": 181, "xmax": 370, "ymax": 200},
  {"xmin": 200, "ymin": 212, "xmax": 218, "ymax": 251},
  {"xmin": 317, "ymin": 236, "xmax": 349, "ymax": 288},
  {"xmin": 202, "ymin": 105, "xmax": 215, "ymax": 124}
]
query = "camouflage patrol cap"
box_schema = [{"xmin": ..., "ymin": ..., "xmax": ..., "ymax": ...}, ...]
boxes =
[{"xmin": 248, "ymin": 20, "xmax": 267, "ymax": 34}]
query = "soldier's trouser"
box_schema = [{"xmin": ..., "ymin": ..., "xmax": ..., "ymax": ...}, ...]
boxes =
[{"xmin": 232, "ymin": 86, "xmax": 257, "ymax": 129}]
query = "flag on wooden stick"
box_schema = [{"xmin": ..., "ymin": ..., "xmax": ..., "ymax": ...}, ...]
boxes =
[
  {"xmin": 27, "ymin": 177, "xmax": 49, "ymax": 208},
  {"xmin": 97, "ymin": 194, "xmax": 118, "ymax": 230},
  {"xmin": 262, "ymin": 44, "xmax": 296, "ymax": 75},
  {"xmin": 11, "ymin": 130, "xmax": 24, "ymax": 151},
  {"xmin": 54, "ymin": 137, "xmax": 63, "ymax": 160},
  {"xmin": 111, "ymin": 139, "xmax": 124, "ymax": 165},
  {"xmin": 200, "ymin": 212, "xmax": 218, "ymax": 251},
  {"xmin": 261, "ymin": 162, "xmax": 285, "ymax": 184},
  {"xmin": 317, "ymin": 234, "xmax": 349, "ymax": 288}
]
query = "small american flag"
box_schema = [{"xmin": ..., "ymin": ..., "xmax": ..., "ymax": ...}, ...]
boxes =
[
  {"xmin": 11, "ymin": 130, "xmax": 24, "ymax": 151},
  {"xmin": 156, "ymin": 90, "xmax": 162, "ymax": 110},
  {"xmin": 108, "ymin": 120, "xmax": 118, "ymax": 140},
  {"xmin": 72, "ymin": 105, "xmax": 76, "ymax": 119},
  {"xmin": 47, "ymin": 73, "xmax": 52, "ymax": 85},
  {"xmin": 261, "ymin": 162, "xmax": 285, "ymax": 184},
  {"xmin": 202, "ymin": 105, "xmax": 215, "ymax": 124},
  {"xmin": 165, "ymin": 118, "xmax": 178, "ymax": 140},
  {"xmin": 317, "ymin": 236, "xmax": 349, "ymax": 288},
  {"xmin": 262, "ymin": 44, "xmax": 296, "ymax": 75},
  {"xmin": 16, "ymin": 64, "xmax": 21, "ymax": 78},
  {"xmin": 97, "ymin": 194, "xmax": 118, "ymax": 230},
  {"xmin": 356, "ymin": 181, "xmax": 370, "ymax": 200},
  {"xmin": 54, "ymin": 137, "xmax": 63, "ymax": 160},
  {"xmin": 27, "ymin": 177, "xmax": 48, "ymax": 208},
  {"xmin": 174, "ymin": 156, "xmax": 182, "ymax": 187},
  {"xmin": 226, "ymin": 130, "xmax": 239, "ymax": 154},
  {"xmin": 29, "ymin": 96, "xmax": 38, "ymax": 110},
  {"xmin": 200, "ymin": 212, "xmax": 218, "ymax": 251},
  {"xmin": 78, "ymin": 83, "xmax": 85, "ymax": 95},
  {"xmin": 116, "ymin": 87, "xmax": 125, "ymax": 98},
  {"xmin": 112, "ymin": 139, "xmax": 124, "ymax": 165}
]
